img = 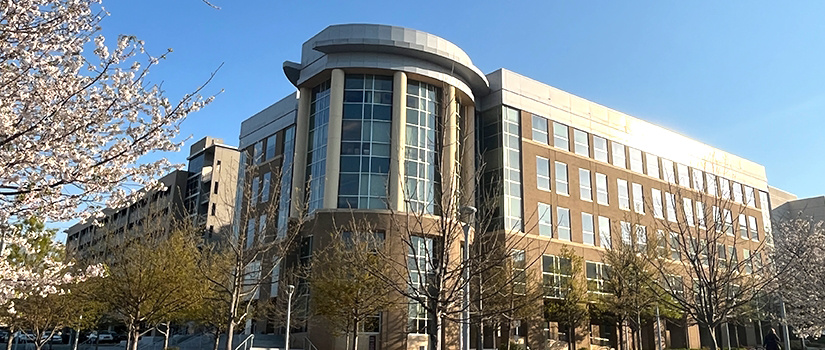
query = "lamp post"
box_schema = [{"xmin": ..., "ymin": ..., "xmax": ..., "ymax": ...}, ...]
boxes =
[
  {"xmin": 460, "ymin": 206, "xmax": 477, "ymax": 350},
  {"xmin": 285, "ymin": 284, "xmax": 295, "ymax": 350}
]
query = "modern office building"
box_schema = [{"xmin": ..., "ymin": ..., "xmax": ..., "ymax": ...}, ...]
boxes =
[
  {"xmin": 235, "ymin": 24, "xmax": 774, "ymax": 350},
  {"xmin": 66, "ymin": 136, "xmax": 240, "ymax": 260}
]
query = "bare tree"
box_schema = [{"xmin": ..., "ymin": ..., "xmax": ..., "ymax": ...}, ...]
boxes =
[{"xmin": 544, "ymin": 246, "xmax": 590, "ymax": 350}]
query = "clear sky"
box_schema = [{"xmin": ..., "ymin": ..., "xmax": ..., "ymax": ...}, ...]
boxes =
[{"xmin": 97, "ymin": 0, "xmax": 825, "ymax": 200}]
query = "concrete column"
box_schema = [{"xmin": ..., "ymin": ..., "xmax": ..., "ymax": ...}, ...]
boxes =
[
  {"xmin": 389, "ymin": 71, "xmax": 407, "ymax": 211},
  {"xmin": 460, "ymin": 104, "xmax": 476, "ymax": 208},
  {"xmin": 290, "ymin": 88, "xmax": 311, "ymax": 218},
  {"xmin": 323, "ymin": 69, "xmax": 345, "ymax": 209},
  {"xmin": 441, "ymin": 86, "xmax": 458, "ymax": 215},
  {"xmin": 687, "ymin": 324, "xmax": 701, "ymax": 349}
]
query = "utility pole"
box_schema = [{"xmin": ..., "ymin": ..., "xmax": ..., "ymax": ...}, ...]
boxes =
[
  {"xmin": 285, "ymin": 285, "xmax": 295, "ymax": 350},
  {"xmin": 460, "ymin": 206, "xmax": 477, "ymax": 350}
]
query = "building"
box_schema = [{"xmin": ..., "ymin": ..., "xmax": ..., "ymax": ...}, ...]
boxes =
[
  {"xmin": 234, "ymin": 24, "xmax": 775, "ymax": 350},
  {"xmin": 66, "ymin": 136, "xmax": 240, "ymax": 260}
]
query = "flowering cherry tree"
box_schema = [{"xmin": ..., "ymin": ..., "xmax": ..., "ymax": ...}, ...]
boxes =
[{"xmin": 0, "ymin": 0, "xmax": 216, "ymax": 230}]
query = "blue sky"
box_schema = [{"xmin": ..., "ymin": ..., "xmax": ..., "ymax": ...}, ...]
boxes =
[{"xmin": 98, "ymin": 0, "xmax": 825, "ymax": 199}]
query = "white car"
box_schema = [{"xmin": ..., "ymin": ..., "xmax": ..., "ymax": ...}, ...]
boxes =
[{"xmin": 89, "ymin": 331, "xmax": 114, "ymax": 343}]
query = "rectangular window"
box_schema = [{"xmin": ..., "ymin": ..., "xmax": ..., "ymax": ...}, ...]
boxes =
[
  {"xmin": 724, "ymin": 209, "xmax": 734, "ymax": 235},
  {"xmin": 632, "ymin": 183, "xmax": 644, "ymax": 214},
  {"xmin": 719, "ymin": 177, "xmax": 731, "ymax": 200},
  {"xmin": 596, "ymin": 173, "xmax": 608, "ymax": 205},
  {"xmin": 258, "ymin": 214, "xmax": 267, "ymax": 237},
  {"xmin": 713, "ymin": 206, "xmax": 724, "ymax": 233},
  {"xmin": 574, "ymin": 129, "xmax": 589, "ymax": 157},
  {"xmin": 537, "ymin": 156, "xmax": 551, "ymax": 191},
  {"xmin": 745, "ymin": 186, "xmax": 756, "ymax": 207},
  {"xmin": 557, "ymin": 207, "xmax": 571, "ymax": 241},
  {"xmin": 553, "ymin": 122, "xmax": 569, "ymax": 151},
  {"xmin": 749, "ymin": 216, "xmax": 759, "ymax": 241},
  {"xmin": 652, "ymin": 188, "xmax": 663, "ymax": 219},
  {"xmin": 251, "ymin": 176, "xmax": 260, "ymax": 203},
  {"xmin": 635, "ymin": 225, "xmax": 647, "ymax": 252},
  {"xmin": 612, "ymin": 142, "xmax": 626, "ymax": 169},
  {"xmin": 743, "ymin": 249, "xmax": 752, "ymax": 274},
  {"xmin": 580, "ymin": 169, "xmax": 592, "ymax": 201},
  {"xmin": 538, "ymin": 203, "xmax": 553, "ymax": 238},
  {"xmin": 646, "ymin": 153, "xmax": 660, "ymax": 179},
  {"xmin": 532, "ymin": 115, "xmax": 549, "ymax": 144},
  {"xmin": 253, "ymin": 141, "xmax": 263, "ymax": 164},
  {"xmin": 739, "ymin": 214, "xmax": 748, "ymax": 239},
  {"xmin": 598, "ymin": 216, "xmax": 611, "ymax": 249},
  {"xmin": 265, "ymin": 134, "xmax": 277, "ymax": 160},
  {"xmin": 512, "ymin": 250, "xmax": 526, "ymax": 294},
  {"xmin": 677, "ymin": 163, "xmax": 690, "ymax": 186},
  {"xmin": 692, "ymin": 168, "xmax": 705, "ymax": 192},
  {"xmin": 246, "ymin": 218, "xmax": 256, "ymax": 249},
  {"xmin": 214, "ymin": 181, "xmax": 219, "ymax": 195},
  {"xmin": 586, "ymin": 261, "xmax": 609, "ymax": 294},
  {"xmin": 261, "ymin": 172, "xmax": 271, "ymax": 203},
  {"xmin": 582, "ymin": 212, "xmax": 595, "ymax": 246},
  {"xmin": 683, "ymin": 197, "xmax": 694, "ymax": 226},
  {"xmin": 555, "ymin": 162, "xmax": 568, "ymax": 196},
  {"xmin": 661, "ymin": 158, "xmax": 675, "ymax": 183},
  {"xmin": 621, "ymin": 221, "xmax": 632, "ymax": 246},
  {"xmin": 670, "ymin": 232, "xmax": 681, "ymax": 260},
  {"xmin": 211, "ymin": 203, "xmax": 216, "ymax": 216},
  {"xmin": 707, "ymin": 173, "xmax": 718, "ymax": 196},
  {"xmin": 665, "ymin": 192, "xmax": 677, "ymax": 222},
  {"xmin": 543, "ymin": 255, "xmax": 572, "ymax": 299},
  {"xmin": 618, "ymin": 179, "xmax": 630, "ymax": 210},
  {"xmin": 629, "ymin": 148, "xmax": 644, "ymax": 174},
  {"xmin": 593, "ymin": 136, "xmax": 608, "ymax": 162},
  {"xmin": 733, "ymin": 182, "xmax": 743, "ymax": 204},
  {"xmin": 696, "ymin": 202, "xmax": 706, "ymax": 228}
]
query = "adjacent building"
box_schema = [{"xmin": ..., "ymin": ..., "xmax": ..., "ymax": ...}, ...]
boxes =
[{"xmin": 66, "ymin": 136, "xmax": 240, "ymax": 260}]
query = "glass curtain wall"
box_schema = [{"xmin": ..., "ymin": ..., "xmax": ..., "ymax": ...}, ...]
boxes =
[
  {"xmin": 306, "ymin": 81, "xmax": 330, "ymax": 213},
  {"xmin": 338, "ymin": 74, "xmax": 393, "ymax": 209},
  {"xmin": 405, "ymin": 80, "xmax": 441, "ymax": 214}
]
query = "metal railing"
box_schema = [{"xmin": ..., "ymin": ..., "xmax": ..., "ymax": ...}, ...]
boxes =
[
  {"xmin": 235, "ymin": 334, "xmax": 254, "ymax": 350},
  {"xmin": 304, "ymin": 337, "xmax": 318, "ymax": 350}
]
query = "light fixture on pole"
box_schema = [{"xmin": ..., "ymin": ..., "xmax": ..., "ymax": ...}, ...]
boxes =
[
  {"xmin": 285, "ymin": 284, "xmax": 295, "ymax": 350},
  {"xmin": 459, "ymin": 206, "xmax": 477, "ymax": 350}
]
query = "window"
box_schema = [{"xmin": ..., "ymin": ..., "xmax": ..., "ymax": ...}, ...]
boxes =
[
  {"xmin": 213, "ymin": 181, "xmax": 219, "ymax": 195},
  {"xmin": 594, "ymin": 136, "xmax": 608, "ymax": 162},
  {"xmin": 596, "ymin": 173, "xmax": 608, "ymax": 205},
  {"xmin": 580, "ymin": 169, "xmax": 592, "ymax": 201},
  {"xmin": 557, "ymin": 207, "xmax": 571, "ymax": 241},
  {"xmin": 245, "ymin": 218, "xmax": 256, "ymax": 249},
  {"xmin": 661, "ymin": 158, "xmax": 675, "ymax": 183},
  {"xmin": 629, "ymin": 148, "xmax": 643, "ymax": 173},
  {"xmin": 631, "ymin": 183, "xmax": 644, "ymax": 214},
  {"xmin": 618, "ymin": 179, "xmax": 630, "ymax": 210},
  {"xmin": 251, "ymin": 176, "xmax": 260, "ymax": 203},
  {"xmin": 683, "ymin": 197, "xmax": 694, "ymax": 226},
  {"xmin": 696, "ymin": 202, "xmax": 706, "ymax": 228},
  {"xmin": 665, "ymin": 192, "xmax": 677, "ymax": 222},
  {"xmin": 253, "ymin": 141, "xmax": 263, "ymax": 165},
  {"xmin": 724, "ymin": 209, "xmax": 734, "ymax": 235},
  {"xmin": 717, "ymin": 243, "xmax": 728, "ymax": 269},
  {"xmin": 635, "ymin": 225, "xmax": 647, "ymax": 252},
  {"xmin": 553, "ymin": 122, "xmax": 569, "ymax": 151},
  {"xmin": 538, "ymin": 203, "xmax": 553, "ymax": 237},
  {"xmin": 652, "ymin": 188, "xmax": 663, "ymax": 218},
  {"xmin": 677, "ymin": 163, "xmax": 690, "ymax": 186},
  {"xmin": 574, "ymin": 129, "xmax": 589, "ymax": 156},
  {"xmin": 612, "ymin": 142, "xmax": 626, "ymax": 168},
  {"xmin": 733, "ymin": 182, "xmax": 743, "ymax": 204},
  {"xmin": 692, "ymin": 169, "xmax": 705, "ymax": 192},
  {"xmin": 706, "ymin": 173, "xmax": 717, "ymax": 196},
  {"xmin": 543, "ymin": 255, "xmax": 572, "ymax": 299},
  {"xmin": 265, "ymin": 134, "xmax": 277, "ymax": 160},
  {"xmin": 670, "ymin": 232, "xmax": 681, "ymax": 260},
  {"xmin": 307, "ymin": 80, "xmax": 331, "ymax": 213},
  {"xmin": 258, "ymin": 214, "xmax": 267, "ymax": 237},
  {"xmin": 739, "ymin": 214, "xmax": 748, "ymax": 239},
  {"xmin": 646, "ymin": 153, "xmax": 660, "ymax": 179},
  {"xmin": 713, "ymin": 206, "xmax": 724, "ymax": 233},
  {"xmin": 408, "ymin": 236, "xmax": 435, "ymax": 333},
  {"xmin": 555, "ymin": 162, "xmax": 568, "ymax": 195},
  {"xmin": 586, "ymin": 261, "xmax": 609, "ymax": 294},
  {"xmin": 260, "ymin": 172, "xmax": 271, "ymax": 203},
  {"xmin": 719, "ymin": 177, "xmax": 731, "ymax": 200},
  {"xmin": 749, "ymin": 216, "xmax": 759, "ymax": 241},
  {"xmin": 512, "ymin": 250, "xmax": 526, "ymax": 294},
  {"xmin": 211, "ymin": 203, "xmax": 216, "ymax": 216},
  {"xmin": 598, "ymin": 216, "xmax": 611, "ymax": 249},
  {"xmin": 532, "ymin": 115, "xmax": 549, "ymax": 144},
  {"xmin": 745, "ymin": 186, "xmax": 756, "ymax": 207},
  {"xmin": 621, "ymin": 221, "xmax": 632, "ymax": 245},
  {"xmin": 743, "ymin": 249, "xmax": 752, "ymax": 274},
  {"xmin": 405, "ymin": 79, "xmax": 440, "ymax": 214},
  {"xmin": 537, "ymin": 156, "xmax": 551, "ymax": 191},
  {"xmin": 582, "ymin": 212, "xmax": 595, "ymax": 246}
]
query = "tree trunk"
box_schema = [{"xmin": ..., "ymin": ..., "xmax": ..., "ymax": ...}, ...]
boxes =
[
  {"xmin": 351, "ymin": 319, "xmax": 359, "ymax": 350},
  {"xmin": 163, "ymin": 322, "xmax": 170, "ymax": 350},
  {"xmin": 212, "ymin": 332, "xmax": 221, "ymax": 350},
  {"xmin": 435, "ymin": 314, "xmax": 443, "ymax": 350},
  {"xmin": 225, "ymin": 319, "xmax": 235, "ymax": 350},
  {"xmin": 130, "ymin": 326, "xmax": 140, "ymax": 350},
  {"xmin": 618, "ymin": 321, "xmax": 625, "ymax": 350},
  {"xmin": 5, "ymin": 330, "xmax": 11, "ymax": 350},
  {"xmin": 569, "ymin": 325, "xmax": 576, "ymax": 350},
  {"xmin": 637, "ymin": 312, "xmax": 643, "ymax": 350},
  {"xmin": 707, "ymin": 325, "xmax": 719, "ymax": 350},
  {"xmin": 72, "ymin": 329, "xmax": 80, "ymax": 350}
]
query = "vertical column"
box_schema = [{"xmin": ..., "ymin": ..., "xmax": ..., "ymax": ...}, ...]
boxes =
[
  {"xmin": 389, "ymin": 71, "xmax": 407, "ymax": 211},
  {"xmin": 441, "ymin": 86, "xmax": 458, "ymax": 215},
  {"xmin": 323, "ymin": 69, "xmax": 345, "ymax": 209},
  {"xmin": 290, "ymin": 88, "xmax": 311, "ymax": 218},
  {"xmin": 460, "ymin": 104, "xmax": 476, "ymax": 208}
]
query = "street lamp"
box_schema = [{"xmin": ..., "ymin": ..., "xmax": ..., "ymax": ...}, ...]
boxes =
[
  {"xmin": 285, "ymin": 284, "xmax": 295, "ymax": 350},
  {"xmin": 459, "ymin": 206, "xmax": 477, "ymax": 350}
]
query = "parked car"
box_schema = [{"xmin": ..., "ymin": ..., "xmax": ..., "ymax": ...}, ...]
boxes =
[
  {"xmin": 14, "ymin": 331, "xmax": 36, "ymax": 343},
  {"xmin": 88, "ymin": 331, "xmax": 115, "ymax": 343},
  {"xmin": 0, "ymin": 330, "xmax": 8, "ymax": 343}
]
